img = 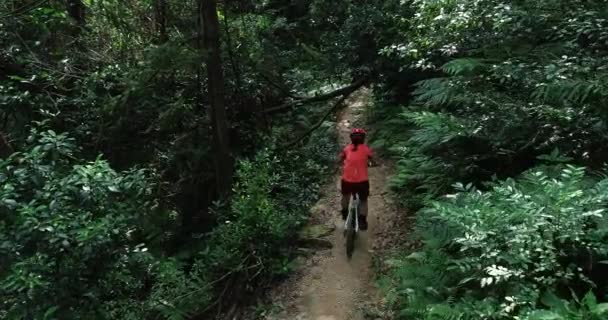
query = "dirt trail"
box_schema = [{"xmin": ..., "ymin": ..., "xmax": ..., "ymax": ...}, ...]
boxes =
[{"xmin": 267, "ymin": 89, "xmax": 395, "ymax": 320}]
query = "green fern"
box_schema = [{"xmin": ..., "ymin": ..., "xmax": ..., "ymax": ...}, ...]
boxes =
[
  {"xmin": 524, "ymin": 291, "xmax": 608, "ymax": 320},
  {"xmin": 441, "ymin": 58, "xmax": 488, "ymax": 76},
  {"xmin": 403, "ymin": 111, "xmax": 475, "ymax": 150},
  {"xmin": 425, "ymin": 304, "xmax": 466, "ymax": 320},
  {"xmin": 382, "ymin": 163, "xmax": 608, "ymax": 320},
  {"xmin": 390, "ymin": 149, "xmax": 453, "ymax": 209},
  {"xmin": 532, "ymin": 80, "xmax": 602, "ymax": 105},
  {"xmin": 413, "ymin": 78, "xmax": 461, "ymax": 107}
]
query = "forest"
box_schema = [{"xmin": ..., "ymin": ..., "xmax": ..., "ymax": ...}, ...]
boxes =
[{"xmin": 2, "ymin": 0, "xmax": 608, "ymax": 319}]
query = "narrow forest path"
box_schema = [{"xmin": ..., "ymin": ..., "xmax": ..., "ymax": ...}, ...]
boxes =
[{"xmin": 266, "ymin": 89, "xmax": 396, "ymax": 320}]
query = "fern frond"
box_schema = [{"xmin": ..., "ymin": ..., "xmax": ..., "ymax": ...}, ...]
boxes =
[
  {"xmin": 532, "ymin": 80, "xmax": 602, "ymax": 105},
  {"xmin": 403, "ymin": 111, "xmax": 474, "ymax": 150},
  {"xmin": 413, "ymin": 78, "xmax": 461, "ymax": 107},
  {"xmin": 441, "ymin": 58, "xmax": 488, "ymax": 76},
  {"xmin": 426, "ymin": 303, "xmax": 466, "ymax": 320}
]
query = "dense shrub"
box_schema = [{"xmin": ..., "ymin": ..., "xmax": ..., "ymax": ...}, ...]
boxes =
[
  {"xmin": 188, "ymin": 121, "xmax": 338, "ymax": 313},
  {"xmin": 0, "ymin": 125, "xmax": 176, "ymax": 319},
  {"xmin": 0, "ymin": 120, "xmax": 336, "ymax": 319},
  {"xmin": 381, "ymin": 164, "xmax": 608, "ymax": 319},
  {"xmin": 369, "ymin": 0, "xmax": 608, "ymax": 211},
  {"xmin": 361, "ymin": 1, "xmax": 608, "ymax": 319}
]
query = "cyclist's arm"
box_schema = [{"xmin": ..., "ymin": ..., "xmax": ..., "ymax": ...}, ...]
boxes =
[
  {"xmin": 368, "ymin": 148, "xmax": 378, "ymax": 167},
  {"xmin": 337, "ymin": 149, "xmax": 346, "ymax": 165}
]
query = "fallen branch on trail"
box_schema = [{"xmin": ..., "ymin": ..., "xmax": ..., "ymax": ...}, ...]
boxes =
[
  {"xmin": 263, "ymin": 78, "xmax": 367, "ymax": 114},
  {"xmin": 282, "ymin": 90, "xmax": 354, "ymax": 148}
]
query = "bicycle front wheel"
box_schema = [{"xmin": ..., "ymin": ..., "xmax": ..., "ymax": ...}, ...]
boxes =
[{"xmin": 345, "ymin": 210, "xmax": 356, "ymax": 259}]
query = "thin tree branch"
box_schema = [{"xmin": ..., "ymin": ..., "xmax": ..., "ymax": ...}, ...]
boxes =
[
  {"xmin": 281, "ymin": 89, "xmax": 357, "ymax": 149},
  {"xmin": 0, "ymin": 0, "xmax": 49, "ymax": 19},
  {"xmin": 258, "ymin": 73, "xmax": 303, "ymax": 99},
  {"xmin": 263, "ymin": 78, "xmax": 367, "ymax": 114}
]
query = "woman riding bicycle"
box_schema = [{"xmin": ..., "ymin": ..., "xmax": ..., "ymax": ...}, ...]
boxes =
[{"xmin": 339, "ymin": 128, "xmax": 374, "ymax": 231}]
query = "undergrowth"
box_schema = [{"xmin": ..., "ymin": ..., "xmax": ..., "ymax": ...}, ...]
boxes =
[
  {"xmin": 370, "ymin": 1, "xmax": 608, "ymax": 319},
  {"xmin": 0, "ymin": 121, "xmax": 337, "ymax": 319},
  {"xmin": 379, "ymin": 163, "xmax": 608, "ymax": 319}
]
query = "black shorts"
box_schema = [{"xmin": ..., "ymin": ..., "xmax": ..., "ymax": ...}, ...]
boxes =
[{"xmin": 341, "ymin": 180, "xmax": 369, "ymax": 201}]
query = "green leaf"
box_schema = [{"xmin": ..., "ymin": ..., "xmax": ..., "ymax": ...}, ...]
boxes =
[
  {"xmin": 526, "ymin": 310, "xmax": 564, "ymax": 320},
  {"xmin": 8, "ymin": 75, "xmax": 25, "ymax": 81},
  {"xmin": 405, "ymin": 251, "xmax": 426, "ymax": 262},
  {"xmin": 2, "ymin": 199, "xmax": 18, "ymax": 208},
  {"xmin": 592, "ymin": 303, "xmax": 608, "ymax": 316},
  {"xmin": 583, "ymin": 291, "xmax": 597, "ymax": 309},
  {"xmin": 385, "ymin": 258, "xmax": 405, "ymax": 267},
  {"xmin": 43, "ymin": 306, "xmax": 59, "ymax": 320},
  {"xmin": 541, "ymin": 291, "xmax": 566, "ymax": 310}
]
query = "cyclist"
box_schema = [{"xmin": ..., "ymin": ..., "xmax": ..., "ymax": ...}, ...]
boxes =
[{"xmin": 339, "ymin": 128, "xmax": 374, "ymax": 231}]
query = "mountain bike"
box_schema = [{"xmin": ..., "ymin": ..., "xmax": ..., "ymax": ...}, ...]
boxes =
[{"xmin": 343, "ymin": 192, "xmax": 360, "ymax": 259}]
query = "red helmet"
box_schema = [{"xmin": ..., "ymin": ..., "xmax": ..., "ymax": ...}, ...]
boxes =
[
  {"xmin": 351, "ymin": 128, "xmax": 366, "ymax": 135},
  {"xmin": 350, "ymin": 128, "xmax": 366, "ymax": 144}
]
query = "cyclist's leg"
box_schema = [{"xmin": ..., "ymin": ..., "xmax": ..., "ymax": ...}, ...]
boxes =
[
  {"xmin": 357, "ymin": 181, "xmax": 370, "ymax": 230},
  {"xmin": 341, "ymin": 194, "xmax": 349, "ymax": 220},
  {"xmin": 340, "ymin": 179, "xmax": 350, "ymax": 220},
  {"xmin": 360, "ymin": 199, "xmax": 368, "ymax": 217}
]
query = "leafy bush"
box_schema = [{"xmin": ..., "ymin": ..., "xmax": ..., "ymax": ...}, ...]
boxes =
[
  {"xmin": 0, "ymin": 125, "xmax": 180, "ymax": 319},
  {"xmin": 364, "ymin": 1, "xmax": 608, "ymax": 319},
  {"xmin": 184, "ymin": 122, "xmax": 338, "ymax": 315},
  {"xmin": 0, "ymin": 117, "xmax": 336, "ymax": 319},
  {"xmin": 369, "ymin": 0, "xmax": 608, "ymax": 211},
  {"xmin": 382, "ymin": 164, "xmax": 608, "ymax": 319},
  {"xmin": 368, "ymin": 99, "xmax": 472, "ymax": 209}
]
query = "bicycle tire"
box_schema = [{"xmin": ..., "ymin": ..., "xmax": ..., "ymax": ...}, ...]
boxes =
[
  {"xmin": 346, "ymin": 211, "xmax": 355, "ymax": 259},
  {"xmin": 345, "ymin": 193, "xmax": 359, "ymax": 259}
]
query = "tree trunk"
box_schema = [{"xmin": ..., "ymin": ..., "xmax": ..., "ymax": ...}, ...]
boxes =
[
  {"xmin": 154, "ymin": 0, "xmax": 168, "ymax": 43},
  {"xmin": 66, "ymin": 0, "xmax": 86, "ymax": 27},
  {"xmin": 201, "ymin": 0, "xmax": 233, "ymax": 197},
  {"xmin": 0, "ymin": 132, "xmax": 14, "ymax": 159}
]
